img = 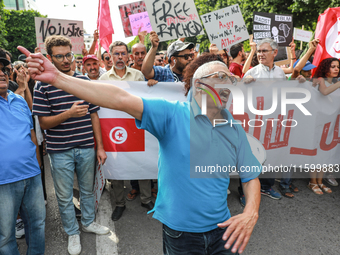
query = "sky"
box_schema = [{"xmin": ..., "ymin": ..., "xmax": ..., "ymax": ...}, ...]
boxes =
[{"xmin": 35, "ymin": 0, "xmax": 135, "ymax": 44}]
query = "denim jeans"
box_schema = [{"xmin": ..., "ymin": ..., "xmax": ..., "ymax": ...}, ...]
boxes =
[
  {"xmin": 163, "ymin": 224, "xmax": 239, "ymax": 255},
  {"xmin": 49, "ymin": 147, "xmax": 95, "ymax": 236},
  {"xmin": 0, "ymin": 174, "xmax": 45, "ymax": 255},
  {"xmin": 280, "ymin": 169, "xmax": 293, "ymax": 189}
]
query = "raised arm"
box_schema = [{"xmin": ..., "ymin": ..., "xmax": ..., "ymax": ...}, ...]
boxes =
[
  {"xmin": 88, "ymin": 30, "xmax": 99, "ymax": 55},
  {"xmin": 19, "ymin": 46, "xmax": 144, "ymax": 121},
  {"xmin": 141, "ymin": 31, "xmax": 158, "ymax": 80},
  {"xmin": 281, "ymin": 39, "xmax": 296, "ymax": 74},
  {"xmin": 242, "ymin": 35, "xmax": 256, "ymax": 74},
  {"xmin": 291, "ymin": 39, "xmax": 319, "ymax": 79}
]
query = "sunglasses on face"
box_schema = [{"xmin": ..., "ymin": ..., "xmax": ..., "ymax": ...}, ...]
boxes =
[
  {"xmin": 51, "ymin": 52, "xmax": 74, "ymax": 63},
  {"xmin": 104, "ymin": 56, "xmax": 111, "ymax": 61},
  {"xmin": 0, "ymin": 66, "xmax": 11, "ymax": 76},
  {"xmin": 174, "ymin": 53, "xmax": 194, "ymax": 60},
  {"xmin": 76, "ymin": 61, "xmax": 82, "ymax": 64},
  {"xmin": 157, "ymin": 59, "xmax": 164, "ymax": 62}
]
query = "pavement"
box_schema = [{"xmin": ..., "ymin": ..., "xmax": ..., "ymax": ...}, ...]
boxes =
[{"xmin": 17, "ymin": 156, "xmax": 340, "ymax": 255}]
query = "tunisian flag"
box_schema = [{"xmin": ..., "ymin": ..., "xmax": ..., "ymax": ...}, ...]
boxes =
[
  {"xmin": 100, "ymin": 118, "xmax": 144, "ymax": 152},
  {"xmin": 97, "ymin": 0, "xmax": 114, "ymax": 53},
  {"xmin": 312, "ymin": 7, "xmax": 340, "ymax": 75}
]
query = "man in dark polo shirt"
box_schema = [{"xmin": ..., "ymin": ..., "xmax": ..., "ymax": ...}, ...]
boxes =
[{"xmin": 32, "ymin": 35, "xmax": 109, "ymax": 255}]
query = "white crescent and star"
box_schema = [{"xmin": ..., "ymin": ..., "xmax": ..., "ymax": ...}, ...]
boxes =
[{"xmin": 109, "ymin": 127, "xmax": 128, "ymax": 144}]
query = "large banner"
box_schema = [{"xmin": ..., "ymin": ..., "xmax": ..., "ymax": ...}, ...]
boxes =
[
  {"xmin": 201, "ymin": 4, "xmax": 249, "ymax": 52},
  {"xmin": 145, "ymin": 0, "xmax": 204, "ymax": 42},
  {"xmin": 34, "ymin": 17, "xmax": 84, "ymax": 54},
  {"xmin": 97, "ymin": 80, "xmax": 340, "ymax": 179}
]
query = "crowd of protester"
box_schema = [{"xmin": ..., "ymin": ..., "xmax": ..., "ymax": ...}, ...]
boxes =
[{"xmin": 1, "ymin": 26, "xmax": 339, "ymax": 255}]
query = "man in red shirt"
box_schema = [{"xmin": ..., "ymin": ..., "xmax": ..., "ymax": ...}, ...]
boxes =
[{"xmin": 229, "ymin": 43, "xmax": 246, "ymax": 78}]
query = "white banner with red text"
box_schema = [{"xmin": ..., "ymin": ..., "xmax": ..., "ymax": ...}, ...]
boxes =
[{"xmin": 96, "ymin": 80, "xmax": 340, "ymax": 179}]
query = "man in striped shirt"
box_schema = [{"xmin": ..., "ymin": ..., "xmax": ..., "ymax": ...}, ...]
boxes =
[{"xmin": 32, "ymin": 35, "xmax": 109, "ymax": 255}]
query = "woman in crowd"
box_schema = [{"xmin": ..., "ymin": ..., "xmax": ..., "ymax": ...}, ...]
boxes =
[{"xmin": 307, "ymin": 58, "xmax": 340, "ymax": 194}]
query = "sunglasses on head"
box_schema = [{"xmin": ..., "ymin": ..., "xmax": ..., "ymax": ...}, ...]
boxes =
[
  {"xmin": 174, "ymin": 53, "xmax": 194, "ymax": 60},
  {"xmin": 104, "ymin": 56, "xmax": 111, "ymax": 61}
]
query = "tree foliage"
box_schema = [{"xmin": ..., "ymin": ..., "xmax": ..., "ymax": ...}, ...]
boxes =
[
  {"xmin": 0, "ymin": 1, "xmax": 8, "ymax": 48},
  {"xmin": 2, "ymin": 9, "xmax": 46, "ymax": 60}
]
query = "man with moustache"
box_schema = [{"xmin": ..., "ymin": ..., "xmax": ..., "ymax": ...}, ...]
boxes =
[
  {"xmin": 102, "ymin": 51, "xmax": 113, "ymax": 71},
  {"xmin": 83, "ymin": 54, "xmax": 105, "ymax": 80},
  {"xmin": 32, "ymin": 35, "xmax": 109, "ymax": 255},
  {"xmin": 99, "ymin": 41, "xmax": 153, "ymax": 221},
  {"xmin": 130, "ymin": 43, "xmax": 146, "ymax": 71},
  {"xmin": 229, "ymin": 43, "xmax": 246, "ymax": 78},
  {"xmin": 142, "ymin": 31, "xmax": 193, "ymax": 82}
]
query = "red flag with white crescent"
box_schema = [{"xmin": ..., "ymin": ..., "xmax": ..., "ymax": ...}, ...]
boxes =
[
  {"xmin": 312, "ymin": 7, "xmax": 340, "ymax": 76},
  {"xmin": 100, "ymin": 118, "xmax": 145, "ymax": 152}
]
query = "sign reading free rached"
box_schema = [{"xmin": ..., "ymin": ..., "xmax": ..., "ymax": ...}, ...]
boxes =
[
  {"xmin": 201, "ymin": 4, "xmax": 249, "ymax": 51},
  {"xmin": 34, "ymin": 17, "xmax": 84, "ymax": 54},
  {"xmin": 144, "ymin": 0, "xmax": 204, "ymax": 42}
]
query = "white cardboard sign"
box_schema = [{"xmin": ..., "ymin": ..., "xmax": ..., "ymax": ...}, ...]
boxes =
[
  {"xmin": 35, "ymin": 17, "xmax": 84, "ymax": 54},
  {"xmin": 201, "ymin": 4, "xmax": 249, "ymax": 51},
  {"xmin": 293, "ymin": 28, "xmax": 313, "ymax": 42}
]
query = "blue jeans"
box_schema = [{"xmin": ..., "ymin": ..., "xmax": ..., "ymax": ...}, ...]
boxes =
[
  {"xmin": 49, "ymin": 147, "xmax": 95, "ymax": 236},
  {"xmin": 280, "ymin": 169, "xmax": 293, "ymax": 189},
  {"xmin": 0, "ymin": 174, "xmax": 45, "ymax": 255},
  {"xmin": 163, "ymin": 224, "xmax": 239, "ymax": 255}
]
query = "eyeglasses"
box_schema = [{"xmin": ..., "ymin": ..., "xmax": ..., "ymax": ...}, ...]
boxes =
[
  {"xmin": 0, "ymin": 66, "xmax": 11, "ymax": 76},
  {"xmin": 200, "ymin": 71, "xmax": 237, "ymax": 85},
  {"xmin": 51, "ymin": 52, "xmax": 74, "ymax": 62},
  {"xmin": 113, "ymin": 52, "xmax": 127, "ymax": 57},
  {"xmin": 104, "ymin": 56, "xmax": 111, "ymax": 61},
  {"xmin": 257, "ymin": 49, "xmax": 275, "ymax": 54},
  {"xmin": 173, "ymin": 53, "xmax": 194, "ymax": 60}
]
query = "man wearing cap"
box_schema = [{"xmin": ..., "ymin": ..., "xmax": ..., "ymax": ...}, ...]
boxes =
[
  {"xmin": 83, "ymin": 54, "xmax": 105, "ymax": 80},
  {"xmin": 290, "ymin": 39, "xmax": 319, "ymax": 80},
  {"xmin": 142, "ymin": 31, "xmax": 193, "ymax": 82},
  {"xmin": 0, "ymin": 54, "xmax": 45, "ymax": 254}
]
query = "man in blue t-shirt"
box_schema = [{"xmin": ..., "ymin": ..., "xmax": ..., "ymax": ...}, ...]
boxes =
[
  {"xmin": 0, "ymin": 56, "xmax": 45, "ymax": 254},
  {"xmin": 32, "ymin": 36, "xmax": 109, "ymax": 255},
  {"xmin": 21, "ymin": 46, "xmax": 262, "ymax": 255}
]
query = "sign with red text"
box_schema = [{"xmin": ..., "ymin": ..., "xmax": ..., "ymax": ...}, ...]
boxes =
[
  {"xmin": 293, "ymin": 28, "xmax": 313, "ymax": 42},
  {"xmin": 118, "ymin": 1, "xmax": 147, "ymax": 37},
  {"xmin": 129, "ymin": 11, "xmax": 152, "ymax": 36},
  {"xmin": 34, "ymin": 17, "xmax": 84, "ymax": 54},
  {"xmin": 201, "ymin": 4, "xmax": 249, "ymax": 51},
  {"xmin": 144, "ymin": 0, "xmax": 204, "ymax": 42},
  {"xmin": 253, "ymin": 12, "xmax": 293, "ymax": 46}
]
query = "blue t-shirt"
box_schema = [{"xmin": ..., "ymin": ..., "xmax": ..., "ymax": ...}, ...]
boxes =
[
  {"xmin": 0, "ymin": 91, "xmax": 40, "ymax": 185},
  {"xmin": 135, "ymin": 98, "xmax": 261, "ymax": 233}
]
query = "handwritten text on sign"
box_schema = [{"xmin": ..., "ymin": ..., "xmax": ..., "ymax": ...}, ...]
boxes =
[
  {"xmin": 201, "ymin": 5, "xmax": 249, "ymax": 50},
  {"xmin": 144, "ymin": 0, "xmax": 204, "ymax": 42},
  {"xmin": 293, "ymin": 28, "xmax": 313, "ymax": 42},
  {"xmin": 34, "ymin": 17, "xmax": 84, "ymax": 54},
  {"xmin": 129, "ymin": 11, "xmax": 153, "ymax": 36}
]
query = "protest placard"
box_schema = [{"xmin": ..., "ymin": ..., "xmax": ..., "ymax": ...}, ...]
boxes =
[
  {"xmin": 128, "ymin": 11, "xmax": 152, "ymax": 36},
  {"xmin": 118, "ymin": 1, "xmax": 147, "ymax": 38},
  {"xmin": 34, "ymin": 17, "xmax": 84, "ymax": 54},
  {"xmin": 293, "ymin": 27, "xmax": 313, "ymax": 42},
  {"xmin": 201, "ymin": 4, "xmax": 249, "ymax": 51},
  {"xmin": 144, "ymin": 0, "xmax": 204, "ymax": 42},
  {"xmin": 253, "ymin": 12, "xmax": 293, "ymax": 46}
]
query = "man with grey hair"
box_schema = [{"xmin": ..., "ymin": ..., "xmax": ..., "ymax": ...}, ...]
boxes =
[
  {"xmin": 99, "ymin": 41, "xmax": 144, "ymax": 81},
  {"xmin": 22, "ymin": 45, "xmax": 262, "ymax": 254},
  {"xmin": 242, "ymin": 38, "xmax": 284, "ymax": 203},
  {"xmin": 99, "ymin": 41, "xmax": 151, "ymax": 221},
  {"xmin": 243, "ymin": 38, "xmax": 286, "ymax": 80}
]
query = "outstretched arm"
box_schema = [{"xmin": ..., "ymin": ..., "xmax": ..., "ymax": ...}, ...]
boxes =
[{"xmin": 18, "ymin": 46, "xmax": 144, "ymax": 121}]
